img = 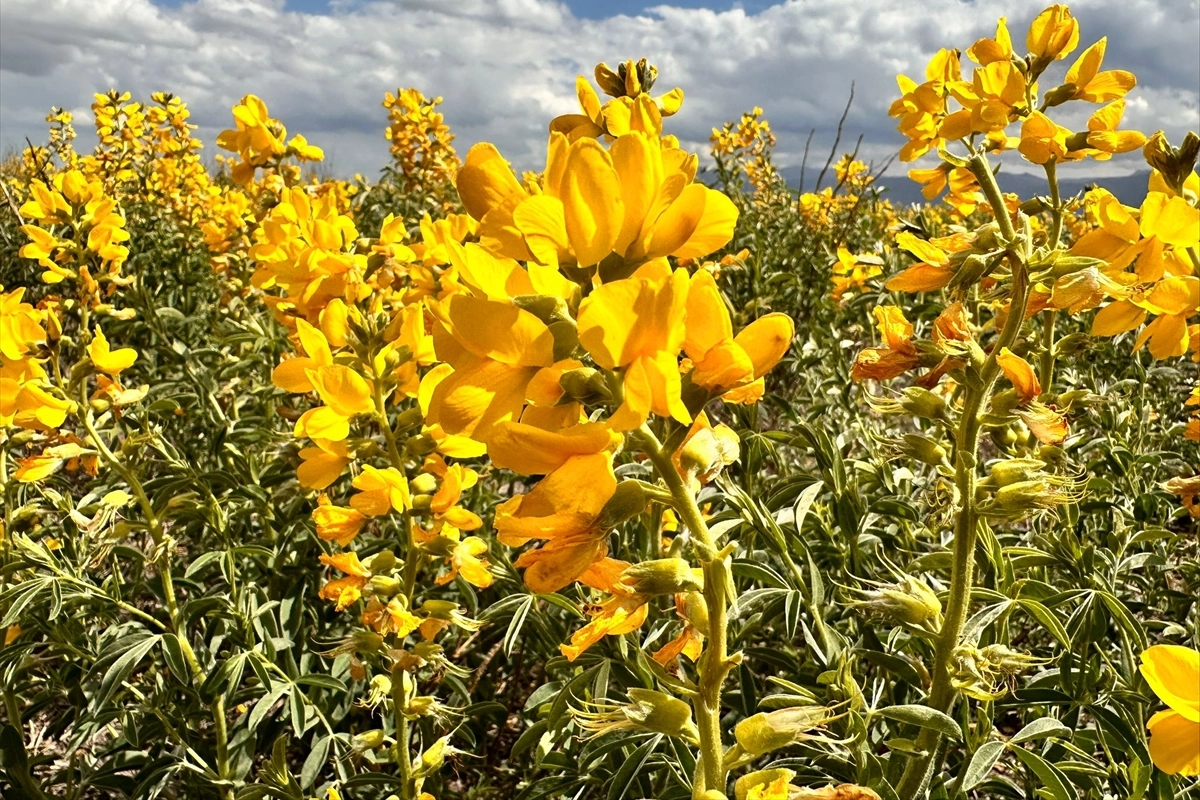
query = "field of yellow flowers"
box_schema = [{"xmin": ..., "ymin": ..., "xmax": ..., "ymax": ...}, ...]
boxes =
[{"xmin": 1, "ymin": 6, "xmax": 1197, "ymax": 800}]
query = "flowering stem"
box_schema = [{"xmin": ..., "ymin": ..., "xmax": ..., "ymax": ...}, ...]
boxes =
[
  {"xmin": 637, "ymin": 425, "xmax": 731, "ymax": 798},
  {"xmin": 373, "ymin": 379, "xmax": 418, "ymax": 800},
  {"xmin": 1038, "ymin": 161, "xmax": 1062, "ymax": 396},
  {"xmin": 896, "ymin": 153, "xmax": 1031, "ymax": 799},
  {"xmin": 78, "ymin": 401, "xmax": 234, "ymax": 800}
]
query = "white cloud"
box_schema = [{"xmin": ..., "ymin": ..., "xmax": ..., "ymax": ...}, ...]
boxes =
[{"xmin": 1, "ymin": 0, "xmax": 1196, "ymax": 182}]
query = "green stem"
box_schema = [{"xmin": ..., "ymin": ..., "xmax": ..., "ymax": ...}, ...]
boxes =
[
  {"xmin": 79, "ymin": 400, "xmax": 234, "ymax": 800},
  {"xmin": 375, "ymin": 380, "xmax": 418, "ymax": 800},
  {"xmin": 638, "ymin": 426, "xmax": 731, "ymax": 798},
  {"xmin": 1037, "ymin": 160, "xmax": 1062, "ymax": 398},
  {"xmin": 895, "ymin": 153, "xmax": 1032, "ymax": 799}
]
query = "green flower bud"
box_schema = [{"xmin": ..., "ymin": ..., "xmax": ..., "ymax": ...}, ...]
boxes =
[
  {"xmin": 549, "ymin": 319, "xmax": 580, "ymax": 362},
  {"xmin": 365, "ymin": 550, "xmax": 396, "ymax": 573},
  {"xmin": 575, "ymin": 688, "xmax": 700, "ymax": 744},
  {"xmin": 367, "ymin": 575, "xmax": 403, "ymax": 597},
  {"xmin": 620, "ymin": 558, "xmax": 703, "ymax": 596},
  {"xmin": 511, "ymin": 294, "xmax": 573, "ymax": 325},
  {"xmin": 406, "ymin": 432, "xmax": 438, "ymax": 456},
  {"xmin": 559, "ymin": 367, "xmax": 614, "ymax": 405},
  {"xmin": 680, "ymin": 591, "xmax": 709, "ymax": 631},
  {"xmin": 901, "ymin": 433, "xmax": 948, "ymax": 466},
  {"xmin": 352, "ymin": 729, "xmax": 386, "ymax": 751},
  {"xmin": 900, "ymin": 387, "xmax": 947, "ymax": 420},
  {"xmin": 733, "ymin": 705, "xmax": 839, "ymax": 756},
  {"xmin": 410, "ymin": 472, "xmax": 438, "ymax": 495},
  {"xmin": 986, "ymin": 458, "xmax": 1047, "ymax": 487},
  {"xmin": 596, "ymin": 480, "xmax": 648, "ymax": 530}
]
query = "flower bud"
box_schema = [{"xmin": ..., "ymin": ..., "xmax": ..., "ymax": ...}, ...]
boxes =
[
  {"xmin": 406, "ymin": 432, "xmax": 438, "ymax": 456},
  {"xmin": 900, "ymin": 387, "xmax": 947, "ymax": 420},
  {"xmin": 983, "ymin": 476, "xmax": 1079, "ymax": 518},
  {"xmin": 853, "ymin": 576, "xmax": 942, "ymax": 628},
  {"xmin": 733, "ymin": 706, "xmax": 839, "ymax": 757},
  {"xmin": 367, "ymin": 575, "xmax": 403, "ymax": 597},
  {"xmin": 900, "ymin": 433, "xmax": 948, "ymax": 466},
  {"xmin": 575, "ymin": 688, "xmax": 700, "ymax": 743},
  {"xmin": 393, "ymin": 406, "xmax": 426, "ymax": 433},
  {"xmin": 680, "ymin": 591, "xmax": 709, "ymax": 630},
  {"xmin": 986, "ymin": 458, "xmax": 1047, "ymax": 487},
  {"xmin": 352, "ymin": 729, "xmax": 386, "ymax": 751},
  {"xmin": 1144, "ymin": 131, "xmax": 1200, "ymax": 195},
  {"xmin": 410, "ymin": 472, "xmax": 438, "ymax": 495},
  {"xmin": 678, "ymin": 424, "xmax": 740, "ymax": 486},
  {"xmin": 559, "ymin": 367, "xmax": 613, "ymax": 405},
  {"xmin": 365, "ymin": 550, "xmax": 396, "ymax": 573},
  {"xmin": 596, "ymin": 480, "xmax": 647, "ymax": 529},
  {"xmin": 620, "ymin": 558, "xmax": 703, "ymax": 596},
  {"xmin": 511, "ymin": 294, "xmax": 573, "ymax": 325},
  {"xmin": 549, "ymin": 320, "xmax": 579, "ymax": 362}
]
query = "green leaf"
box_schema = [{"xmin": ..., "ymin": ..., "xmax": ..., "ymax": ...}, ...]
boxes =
[
  {"xmin": 91, "ymin": 634, "xmax": 163, "ymax": 710},
  {"xmin": 960, "ymin": 740, "xmax": 1006, "ymax": 791},
  {"xmin": 1016, "ymin": 599, "xmax": 1071, "ymax": 649},
  {"xmin": 1012, "ymin": 745, "xmax": 1077, "ymax": 800},
  {"xmin": 606, "ymin": 734, "xmax": 662, "ymax": 800},
  {"xmin": 299, "ymin": 734, "xmax": 330, "ymax": 790},
  {"xmin": 875, "ymin": 704, "xmax": 963, "ymax": 741},
  {"xmin": 1010, "ymin": 717, "xmax": 1072, "ymax": 744}
]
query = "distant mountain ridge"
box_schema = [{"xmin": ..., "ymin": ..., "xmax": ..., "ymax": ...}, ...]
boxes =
[{"xmin": 776, "ymin": 165, "xmax": 1153, "ymax": 206}]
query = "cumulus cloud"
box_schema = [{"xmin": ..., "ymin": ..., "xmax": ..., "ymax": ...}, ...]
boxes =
[{"xmin": 1, "ymin": 0, "xmax": 1196, "ymax": 180}]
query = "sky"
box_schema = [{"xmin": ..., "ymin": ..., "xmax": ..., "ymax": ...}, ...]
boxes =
[{"xmin": 1, "ymin": 0, "xmax": 1198, "ymax": 182}]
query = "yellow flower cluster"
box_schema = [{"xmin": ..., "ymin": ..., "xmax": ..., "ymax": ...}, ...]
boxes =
[
  {"xmin": 7, "ymin": 175, "xmax": 142, "ymax": 484},
  {"xmin": 711, "ymin": 107, "xmax": 785, "ymax": 199},
  {"xmin": 383, "ymin": 88, "xmax": 460, "ymax": 201}
]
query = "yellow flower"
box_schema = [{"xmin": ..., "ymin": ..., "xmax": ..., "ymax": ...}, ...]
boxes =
[
  {"xmin": 88, "ymin": 327, "xmax": 137, "ymax": 376},
  {"xmin": 997, "ymin": 348, "xmax": 1041, "ymax": 403},
  {"xmin": 488, "ymin": 420, "xmax": 619, "ymax": 476},
  {"xmin": 494, "ymin": 453, "xmax": 618, "ymax": 593},
  {"xmin": 297, "ymin": 439, "xmax": 353, "ymax": 490},
  {"xmin": 0, "ymin": 287, "xmax": 47, "ymax": 362},
  {"xmin": 851, "ymin": 307, "xmax": 921, "ymax": 381},
  {"xmin": 350, "ymin": 465, "xmax": 411, "ymax": 517},
  {"xmin": 1026, "ymin": 5, "xmax": 1080, "ymax": 65},
  {"xmin": 318, "ymin": 551, "xmax": 372, "ymax": 610},
  {"xmin": 293, "ymin": 365, "xmax": 375, "ymax": 442},
  {"xmin": 433, "ymin": 530, "xmax": 494, "ymax": 589},
  {"xmin": 1063, "ymin": 38, "xmax": 1136, "ymax": 103},
  {"xmin": 683, "ymin": 269, "xmax": 794, "ymax": 401},
  {"xmin": 886, "ymin": 232, "xmax": 963, "ymax": 293},
  {"xmin": 1140, "ymin": 645, "xmax": 1200, "ymax": 776},
  {"xmin": 577, "ymin": 261, "xmax": 691, "ymax": 429},
  {"xmin": 1018, "ymin": 111, "xmax": 1071, "ymax": 164},
  {"xmin": 313, "ymin": 494, "xmax": 367, "ymax": 546},
  {"xmin": 272, "ymin": 319, "xmax": 334, "ymax": 393},
  {"xmin": 425, "ymin": 294, "xmax": 556, "ymax": 443},
  {"xmin": 968, "ymin": 17, "xmax": 1013, "ymax": 65},
  {"xmin": 1083, "ymin": 100, "xmax": 1147, "ymax": 159},
  {"xmin": 560, "ymin": 590, "xmax": 649, "ymax": 662}
]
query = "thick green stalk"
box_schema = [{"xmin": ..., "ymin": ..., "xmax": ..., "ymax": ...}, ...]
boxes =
[
  {"xmin": 638, "ymin": 426, "xmax": 732, "ymax": 798},
  {"xmin": 895, "ymin": 153, "xmax": 1031, "ymax": 798}
]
